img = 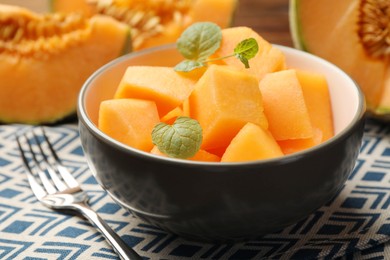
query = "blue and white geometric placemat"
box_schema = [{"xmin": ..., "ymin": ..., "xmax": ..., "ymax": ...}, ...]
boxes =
[{"xmin": 0, "ymin": 119, "xmax": 389, "ymax": 259}]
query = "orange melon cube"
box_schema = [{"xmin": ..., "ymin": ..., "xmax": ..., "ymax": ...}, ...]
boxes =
[
  {"xmin": 259, "ymin": 69, "xmax": 313, "ymax": 141},
  {"xmin": 182, "ymin": 98, "xmax": 191, "ymax": 117},
  {"xmin": 221, "ymin": 123, "xmax": 283, "ymax": 162},
  {"xmin": 160, "ymin": 106, "xmax": 183, "ymax": 125},
  {"xmin": 150, "ymin": 146, "xmax": 220, "ymax": 162},
  {"xmin": 296, "ymin": 70, "xmax": 334, "ymax": 142},
  {"xmin": 278, "ymin": 127, "xmax": 323, "ymax": 155},
  {"xmin": 211, "ymin": 27, "xmax": 286, "ymax": 80},
  {"xmin": 114, "ymin": 66, "xmax": 197, "ymax": 117},
  {"xmin": 189, "ymin": 65, "xmax": 268, "ymax": 150},
  {"xmin": 98, "ymin": 98, "xmax": 159, "ymax": 152}
]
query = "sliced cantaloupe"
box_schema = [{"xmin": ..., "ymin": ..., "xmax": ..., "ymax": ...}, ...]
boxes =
[
  {"xmin": 151, "ymin": 146, "xmax": 220, "ymax": 162},
  {"xmin": 114, "ymin": 66, "xmax": 197, "ymax": 117},
  {"xmin": 221, "ymin": 123, "xmax": 283, "ymax": 162},
  {"xmin": 189, "ymin": 65, "xmax": 268, "ymax": 150},
  {"xmin": 296, "ymin": 70, "xmax": 334, "ymax": 142},
  {"xmin": 98, "ymin": 98, "xmax": 159, "ymax": 152},
  {"xmin": 259, "ymin": 69, "xmax": 313, "ymax": 141},
  {"xmin": 49, "ymin": 0, "xmax": 237, "ymax": 51},
  {"xmin": 211, "ymin": 26, "xmax": 286, "ymax": 81},
  {"xmin": 289, "ymin": 0, "xmax": 389, "ymax": 116},
  {"xmin": 0, "ymin": 5, "xmax": 130, "ymax": 124}
]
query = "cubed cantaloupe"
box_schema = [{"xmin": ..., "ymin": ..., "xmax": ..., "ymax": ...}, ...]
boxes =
[
  {"xmin": 98, "ymin": 98, "xmax": 159, "ymax": 152},
  {"xmin": 211, "ymin": 27, "xmax": 286, "ymax": 80},
  {"xmin": 114, "ymin": 66, "xmax": 197, "ymax": 117},
  {"xmin": 296, "ymin": 70, "xmax": 334, "ymax": 142},
  {"xmin": 160, "ymin": 106, "xmax": 183, "ymax": 124},
  {"xmin": 221, "ymin": 123, "xmax": 283, "ymax": 162},
  {"xmin": 277, "ymin": 127, "xmax": 323, "ymax": 155},
  {"xmin": 259, "ymin": 69, "xmax": 313, "ymax": 141},
  {"xmin": 150, "ymin": 146, "xmax": 220, "ymax": 162},
  {"xmin": 189, "ymin": 65, "xmax": 268, "ymax": 150}
]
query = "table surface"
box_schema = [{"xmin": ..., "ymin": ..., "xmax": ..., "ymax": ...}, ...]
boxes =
[{"xmin": 1, "ymin": 1, "xmax": 390, "ymax": 260}]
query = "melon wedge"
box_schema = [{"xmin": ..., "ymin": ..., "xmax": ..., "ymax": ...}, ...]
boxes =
[
  {"xmin": 0, "ymin": 5, "xmax": 130, "ymax": 124},
  {"xmin": 289, "ymin": 0, "xmax": 390, "ymax": 119}
]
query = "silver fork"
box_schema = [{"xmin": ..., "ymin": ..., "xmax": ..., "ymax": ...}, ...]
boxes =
[{"xmin": 16, "ymin": 127, "xmax": 142, "ymax": 260}]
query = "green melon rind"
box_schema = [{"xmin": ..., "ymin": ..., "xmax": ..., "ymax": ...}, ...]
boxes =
[{"xmin": 288, "ymin": 0, "xmax": 308, "ymax": 52}]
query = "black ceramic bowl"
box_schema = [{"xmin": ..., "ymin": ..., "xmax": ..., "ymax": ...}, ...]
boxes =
[{"xmin": 77, "ymin": 44, "xmax": 366, "ymax": 242}]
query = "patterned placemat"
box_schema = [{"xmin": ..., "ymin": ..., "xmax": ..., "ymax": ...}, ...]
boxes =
[{"xmin": 0, "ymin": 119, "xmax": 389, "ymax": 259}]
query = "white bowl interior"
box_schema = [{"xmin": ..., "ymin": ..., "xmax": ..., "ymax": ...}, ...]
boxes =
[{"xmin": 81, "ymin": 45, "xmax": 362, "ymax": 139}]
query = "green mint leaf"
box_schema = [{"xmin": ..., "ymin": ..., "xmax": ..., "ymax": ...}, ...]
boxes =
[
  {"xmin": 152, "ymin": 117, "xmax": 203, "ymax": 159},
  {"xmin": 176, "ymin": 22, "xmax": 222, "ymax": 61},
  {"xmin": 174, "ymin": 60, "xmax": 205, "ymax": 72},
  {"xmin": 234, "ymin": 38, "xmax": 259, "ymax": 68}
]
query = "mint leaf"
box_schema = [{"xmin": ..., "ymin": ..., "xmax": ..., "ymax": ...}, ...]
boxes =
[
  {"xmin": 176, "ymin": 22, "xmax": 222, "ymax": 61},
  {"xmin": 234, "ymin": 38, "xmax": 259, "ymax": 68},
  {"xmin": 174, "ymin": 60, "xmax": 205, "ymax": 72},
  {"xmin": 152, "ymin": 117, "xmax": 202, "ymax": 159}
]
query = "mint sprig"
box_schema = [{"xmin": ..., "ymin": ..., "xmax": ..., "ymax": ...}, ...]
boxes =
[
  {"xmin": 174, "ymin": 22, "xmax": 259, "ymax": 72},
  {"xmin": 151, "ymin": 117, "xmax": 202, "ymax": 159}
]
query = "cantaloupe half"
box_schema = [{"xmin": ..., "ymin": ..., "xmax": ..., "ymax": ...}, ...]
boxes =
[
  {"xmin": 0, "ymin": 5, "xmax": 130, "ymax": 124},
  {"xmin": 289, "ymin": 0, "xmax": 390, "ymax": 119},
  {"xmin": 49, "ymin": 0, "xmax": 237, "ymax": 51}
]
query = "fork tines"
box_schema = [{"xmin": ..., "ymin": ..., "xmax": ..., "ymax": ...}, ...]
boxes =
[{"xmin": 16, "ymin": 127, "xmax": 79, "ymax": 196}]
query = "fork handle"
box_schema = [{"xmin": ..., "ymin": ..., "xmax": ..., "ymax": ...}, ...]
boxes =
[{"xmin": 73, "ymin": 203, "xmax": 142, "ymax": 260}]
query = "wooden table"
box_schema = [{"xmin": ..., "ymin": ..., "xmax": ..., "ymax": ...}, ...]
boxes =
[{"xmin": 233, "ymin": 0, "xmax": 293, "ymax": 47}]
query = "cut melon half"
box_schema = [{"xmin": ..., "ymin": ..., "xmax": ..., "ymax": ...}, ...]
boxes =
[
  {"xmin": 0, "ymin": 5, "xmax": 130, "ymax": 124},
  {"xmin": 289, "ymin": 0, "xmax": 390, "ymax": 120}
]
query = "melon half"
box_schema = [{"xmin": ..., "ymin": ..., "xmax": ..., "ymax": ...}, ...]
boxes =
[
  {"xmin": 0, "ymin": 5, "xmax": 130, "ymax": 124},
  {"xmin": 289, "ymin": 0, "xmax": 390, "ymax": 120}
]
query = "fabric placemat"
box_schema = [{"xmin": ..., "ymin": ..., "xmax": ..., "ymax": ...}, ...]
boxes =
[{"xmin": 0, "ymin": 119, "xmax": 389, "ymax": 259}]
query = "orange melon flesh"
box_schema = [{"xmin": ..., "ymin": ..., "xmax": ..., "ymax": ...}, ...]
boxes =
[
  {"xmin": 290, "ymin": 0, "xmax": 387, "ymax": 110},
  {"xmin": 188, "ymin": 0, "xmax": 238, "ymax": 28},
  {"xmin": 221, "ymin": 123, "xmax": 283, "ymax": 162},
  {"xmin": 160, "ymin": 106, "xmax": 183, "ymax": 125},
  {"xmin": 259, "ymin": 69, "xmax": 313, "ymax": 141},
  {"xmin": 150, "ymin": 146, "xmax": 220, "ymax": 162},
  {"xmin": 296, "ymin": 69, "xmax": 334, "ymax": 141},
  {"xmin": 114, "ymin": 66, "xmax": 197, "ymax": 117},
  {"xmin": 0, "ymin": 12, "xmax": 130, "ymax": 124},
  {"xmin": 189, "ymin": 65, "xmax": 268, "ymax": 150},
  {"xmin": 98, "ymin": 98, "xmax": 159, "ymax": 152},
  {"xmin": 278, "ymin": 127, "xmax": 323, "ymax": 155},
  {"xmin": 211, "ymin": 27, "xmax": 286, "ymax": 81}
]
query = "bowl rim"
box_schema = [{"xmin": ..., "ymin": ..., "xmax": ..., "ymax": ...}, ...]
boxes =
[{"xmin": 77, "ymin": 43, "xmax": 366, "ymax": 168}]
